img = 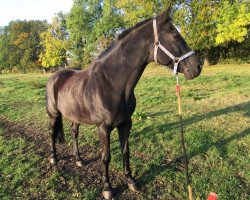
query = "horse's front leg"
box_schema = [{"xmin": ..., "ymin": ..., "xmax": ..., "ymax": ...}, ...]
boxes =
[
  {"xmin": 117, "ymin": 120, "xmax": 138, "ymax": 192},
  {"xmin": 98, "ymin": 123, "xmax": 113, "ymax": 199}
]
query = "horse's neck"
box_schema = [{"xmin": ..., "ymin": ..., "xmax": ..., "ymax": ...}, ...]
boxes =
[
  {"xmin": 88, "ymin": 23, "xmax": 152, "ymax": 99},
  {"xmin": 101, "ymin": 31, "xmax": 151, "ymax": 99},
  {"xmin": 120, "ymin": 33, "xmax": 150, "ymax": 99}
]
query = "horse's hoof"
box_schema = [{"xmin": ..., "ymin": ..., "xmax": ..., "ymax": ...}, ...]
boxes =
[
  {"xmin": 49, "ymin": 158, "xmax": 57, "ymax": 165},
  {"xmin": 76, "ymin": 160, "xmax": 83, "ymax": 167},
  {"xmin": 102, "ymin": 190, "xmax": 113, "ymax": 200},
  {"xmin": 128, "ymin": 182, "xmax": 139, "ymax": 192}
]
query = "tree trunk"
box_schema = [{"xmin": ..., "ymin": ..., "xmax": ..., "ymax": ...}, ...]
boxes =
[{"xmin": 43, "ymin": 68, "xmax": 46, "ymax": 74}]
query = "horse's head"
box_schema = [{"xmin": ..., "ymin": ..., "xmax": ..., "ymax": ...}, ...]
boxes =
[{"xmin": 151, "ymin": 7, "xmax": 202, "ymax": 80}]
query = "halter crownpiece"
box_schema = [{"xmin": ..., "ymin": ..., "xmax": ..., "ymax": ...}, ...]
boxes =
[{"xmin": 153, "ymin": 19, "xmax": 195, "ymax": 75}]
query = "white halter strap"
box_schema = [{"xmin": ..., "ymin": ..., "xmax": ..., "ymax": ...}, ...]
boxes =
[{"xmin": 153, "ymin": 19, "xmax": 195, "ymax": 75}]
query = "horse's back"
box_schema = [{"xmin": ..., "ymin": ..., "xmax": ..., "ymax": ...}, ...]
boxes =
[{"xmin": 47, "ymin": 68, "xmax": 81, "ymax": 84}]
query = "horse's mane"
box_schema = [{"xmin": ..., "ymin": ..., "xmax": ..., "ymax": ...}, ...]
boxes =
[
  {"xmin": 97, "ymin": 18, "xmax": 152, "ymax": 59},
  {"xmin": 117, "ymin": 18, "xmax": 152, "ymax": 40}
]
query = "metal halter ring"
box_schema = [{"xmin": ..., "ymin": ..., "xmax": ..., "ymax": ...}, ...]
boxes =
[
  {"xmin": 174, "ymin": 57, "xmax": 179, "ymax": 63},
  {"xmin": 155, "ymin": 41, "xmax": 160, "ymax": 46}
]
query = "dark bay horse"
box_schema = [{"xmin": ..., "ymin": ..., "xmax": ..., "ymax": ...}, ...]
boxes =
[{"xmin": 46, "ymin": 7, "xmax": 201, "ymax": 199}]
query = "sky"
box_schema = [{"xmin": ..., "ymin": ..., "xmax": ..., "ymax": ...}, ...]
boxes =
[{"xmin": 0, "ymin": 0, "xmax": 73, "ymax": 26}]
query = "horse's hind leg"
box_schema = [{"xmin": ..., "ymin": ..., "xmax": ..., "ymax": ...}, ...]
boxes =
[
  {"xmin": 49, "ymin": 117, "xmax": 58, "ymax": 165},
  {"xmin": 117, "ymin": 119, "xmax": 138, "ymax": 192},
  {"xmin": 71, "ymin": 123, "xmax": 83, "ymax": 167},
  {"xmin": 48, "ymin": 113, "xmax": 64, "ymax": 165}
]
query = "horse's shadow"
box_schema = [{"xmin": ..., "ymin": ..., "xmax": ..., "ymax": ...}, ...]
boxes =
[{"xmin": 132, "ymin": 101, "xmax": 250, "ymax": 187}]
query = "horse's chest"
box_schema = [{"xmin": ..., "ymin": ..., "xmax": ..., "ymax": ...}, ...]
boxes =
[
  {"xmin": 87, "ymin": 93, "xmax": 135, "ymax": 126},
  {"xmin": 112, "ymin": 96, "xmax": 136, "ymax": 126}
]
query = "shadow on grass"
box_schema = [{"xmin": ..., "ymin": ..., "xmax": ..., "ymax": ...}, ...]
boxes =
[
  {"xmin": 136, "ymin": 126, "xmax": 250, "ymax": 193},
  {"xmin": 132, "ymin": 101, "xmax": 249, "ymax": 143},
  {"xmin": 133, "ymin": 101, "xmax": 250, "ymax": 186},
  {"xmin": 159, "ymin": 101, "xmax": 249, "ymax": 132}
]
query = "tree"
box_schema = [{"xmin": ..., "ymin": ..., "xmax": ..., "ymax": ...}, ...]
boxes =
[
  {"xmin": 174, "ymin": 0, "xmax": 250, "ymax": 65},
  {"xmin": 115, "ymin": 0, "xmax": 174, "ymax": 27},
  {"xmin": 0, "ymin": 27, "xmax": 12, "ymax": 71},
  {"xmin": 0, "ymin": 20, "xmax": 48, "ymax": 72},
  {"xmin": 38, "ymin": 13, "xmax": 69, "ymax": 71},
  {"xmin": 90, "ymin": 0, "xmax": 123, "ymax": 57},
  {"xmin": 39, "ymin": 29, "xmax": 67, "ymax": 70},
  {"xmin": 214, "ymin": 1, "xmax": 250, "ymax": 45},
  {"xmin": 66, "ymin": 0, "xmax": 123, "ymax": 67},
  {"xmin": 66, "ymin": 0, "xmax": 98, "ymax": 65},
  {"xmin": 51, "ymin": 12, "xmax": 69, "ymax": 41},
  {"xmin": 174, "ymin": 0, "xmax": 218, "ymax": 51}
]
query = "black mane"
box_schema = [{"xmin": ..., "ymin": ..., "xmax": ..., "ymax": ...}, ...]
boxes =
[
  {"xmin": 117, "ymin": 18, "xmax": 152, "ymax": 40},
  {"xmin": 97, "ymin": 18, "xmax": 152, "ymax": 59}
]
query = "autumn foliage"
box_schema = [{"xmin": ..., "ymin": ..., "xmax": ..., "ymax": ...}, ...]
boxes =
[{"xmin": 0, "ymin": 0, "xmax": 249, "ymax": 72}]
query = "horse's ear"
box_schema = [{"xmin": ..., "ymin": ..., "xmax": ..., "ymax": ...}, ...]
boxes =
[{"xmin": 157, "ymin": 7, "xmax": 171, "ymax": 24}]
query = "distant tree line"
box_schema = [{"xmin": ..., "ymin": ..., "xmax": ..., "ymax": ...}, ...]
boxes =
[{"xmin": 0, "ymin": 0, "xmax": 249, "ymax": 73}]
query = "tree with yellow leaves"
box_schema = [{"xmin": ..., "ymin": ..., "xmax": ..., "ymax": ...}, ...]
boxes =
[{"xmin": 39, "ymin": 29, "xmax": 67, "ymax": 70}]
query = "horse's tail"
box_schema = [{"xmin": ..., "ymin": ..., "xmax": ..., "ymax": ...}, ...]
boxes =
[
  {"xmin": 54, "ymin": 113, "xmax": 65, "ymax": 143},
  {"xmin": 46, "ymin": 76, "xmax": 65, "ymax": 143}
]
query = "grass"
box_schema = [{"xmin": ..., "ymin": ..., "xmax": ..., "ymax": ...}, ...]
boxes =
[
  {"xmin": 0, "ymin": 127, "xmax": 99, "ymax": 200},
  {"xmin": 0, "ymin": 64, "xmax": 250, "ymax": 199}
]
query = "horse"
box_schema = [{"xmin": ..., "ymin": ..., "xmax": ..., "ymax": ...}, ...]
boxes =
[{"xmin": 45, "ymin": 7, "xmax": 201, "ymax": 199}]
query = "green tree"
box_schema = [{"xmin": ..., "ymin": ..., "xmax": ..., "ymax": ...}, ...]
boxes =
[
  {"xmin": 0, "ymin": 27, "xmax": 12, "ymax": 71},
  {"xmin": 116, "ymin": 0, "xmax": 174, "ymax": 27},
  {"xmin": 51, "ymin": 12, "xmax": 69, "ymax": 41},
  {"xmin": 174, "ymin": 0, "xmax": 218, "ymax": 51},
  {"xmin": 66, "ymin": 0, "xmax": 123, "ymax": 67}
]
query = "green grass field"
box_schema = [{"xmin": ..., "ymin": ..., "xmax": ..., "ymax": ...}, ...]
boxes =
[{"xmin": 0, "ymin": 64, "xmax": 249, "ymax": 200}]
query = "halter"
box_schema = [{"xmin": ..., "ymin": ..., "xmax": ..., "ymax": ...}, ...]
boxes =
[{"xmin": 153, "ymin": 19, "xmax": 195, "ymax": 75}]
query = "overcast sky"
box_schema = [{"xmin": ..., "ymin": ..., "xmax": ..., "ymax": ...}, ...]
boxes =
[{"xmin": 0, "ymin": 0, "xmax": 73, "ymax": 26}]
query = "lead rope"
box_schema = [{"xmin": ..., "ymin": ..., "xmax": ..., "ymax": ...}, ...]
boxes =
[
  {"xmin": 153, "ymin": 18, "xmax": 195, "ymax": 199},
  {"xmin": 175, "ymin": 74, "xmax": 193, "ymax": 200}
]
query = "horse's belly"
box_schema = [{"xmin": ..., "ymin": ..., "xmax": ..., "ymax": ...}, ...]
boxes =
[{"xmin": 57, "ymin": 94, "xmax": 93, "ymax": 125}]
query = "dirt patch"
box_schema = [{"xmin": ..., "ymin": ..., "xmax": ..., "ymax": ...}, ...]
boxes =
[{"xmin": 0, "ymin": 117, "xmax": 136, "ymax": 199}]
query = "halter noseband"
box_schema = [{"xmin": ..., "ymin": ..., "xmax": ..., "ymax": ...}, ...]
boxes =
[{"xmin": 153, "ymin": 19, "xmax": 195, "ymax": 75}]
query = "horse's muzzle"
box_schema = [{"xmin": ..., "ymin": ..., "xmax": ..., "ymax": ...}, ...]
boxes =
[{"xmin": 184, "ymin": 64, "xmax": 202, "ymax": 80}]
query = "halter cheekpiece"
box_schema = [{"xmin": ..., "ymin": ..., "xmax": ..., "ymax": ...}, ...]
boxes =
[{"xmin": 153, "ymin": 19, "xmax": 195, "ymax": 75}]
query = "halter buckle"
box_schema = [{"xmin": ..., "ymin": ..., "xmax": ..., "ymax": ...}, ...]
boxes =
[
  {"xmin": 155, "ymin": 41, "xmax": 160, "ymax": 46},
  {"xmin": 174, "ymin": 57, "xmax": 179, "ymax": 63}
]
